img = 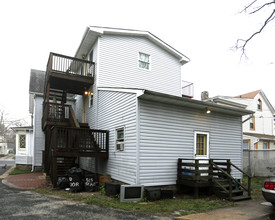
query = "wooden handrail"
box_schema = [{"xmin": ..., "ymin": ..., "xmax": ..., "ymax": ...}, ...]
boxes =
[{"xmin": 211, "ymin": 161, "xmax": 249, "ymax": 193}]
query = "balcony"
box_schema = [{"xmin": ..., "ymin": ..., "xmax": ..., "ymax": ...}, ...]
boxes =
[
  {"xmin": 182, "ymin": 81, "xmax": 194, "ymax": 98},
  {"xmin": 45, "ymin": 52, "xmax": 95, "ymax": 96}
]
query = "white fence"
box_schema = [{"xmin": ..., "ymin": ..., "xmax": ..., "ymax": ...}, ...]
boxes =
[{"xmin": 243, "ymin": 150, "xmax": 275, "ymax": 177}]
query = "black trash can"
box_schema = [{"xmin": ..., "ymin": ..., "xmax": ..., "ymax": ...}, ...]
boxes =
[
  {"xmin": 67, "ymin": 167, "xmax": 83, "ymax": 192},
  {"xmin": 84, "ymin": 173, "xmax": 97, "ymax": 192}
]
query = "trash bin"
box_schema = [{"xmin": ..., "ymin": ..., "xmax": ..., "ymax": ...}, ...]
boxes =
[
  {"xmin": 84, "ymin": 173, "xmax": 97, "ymax": 192},
  {"xmin": 67, "ymin": 167, "xmax": 83, "ymax": 192}
]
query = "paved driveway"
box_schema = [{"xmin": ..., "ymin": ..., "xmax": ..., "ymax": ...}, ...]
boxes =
[{"xmin": 0, "ymin": 182, "xmax": 169, "ymax": 220}]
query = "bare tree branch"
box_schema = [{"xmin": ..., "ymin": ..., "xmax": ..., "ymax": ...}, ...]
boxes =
[
  {"xmin": 250, "ymin": 1, "xmax": 275, "ymax": 14},
  {"xmin": 241, "ymin": 0, "xmax": 258, "ymax": 13},
  {"xmin": 235, "ymin": 1, "xmax": 275, "ymax": 58}
]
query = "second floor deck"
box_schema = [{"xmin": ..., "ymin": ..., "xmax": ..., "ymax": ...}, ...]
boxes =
[{"xmin": 45, "ymin": 52, "xmax": 95, "ymax": 96}]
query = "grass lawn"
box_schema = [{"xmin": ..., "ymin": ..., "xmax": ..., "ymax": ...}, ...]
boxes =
[
  {"xmin": 34, "ymin": 186, "xmax": 233, "ymax": 217},
  {"xmin": 33, "ymin": 176, "xmax": 265, "ymax": 218},
  {"xmin": 9, "ymin": 167, "xmax": 33, "ymax": 175}
]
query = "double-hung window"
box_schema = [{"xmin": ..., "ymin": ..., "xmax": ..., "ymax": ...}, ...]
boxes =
[
  {"xmin": 139, "ymin": 52, "xmax": 150, "ymax": 70},
  {"xmin": 250, "ymin": 116, "xmax": 255, "ymax": 130},
  {"xmin": 257, "ymin": 99, "xmax": 262, "ymax": 111},
  {"xmin": 115, "ymin": 127, "xmax": 125, "ymax": 151}
]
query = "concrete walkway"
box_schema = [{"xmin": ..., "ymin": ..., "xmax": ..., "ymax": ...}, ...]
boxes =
[
  {"xmin": 1, "ymin": 166, "xmax": 47, "ymax": 190},
  {"xmin": 176, "ymin": 199, "xmax": 275, "ymax": 220}
]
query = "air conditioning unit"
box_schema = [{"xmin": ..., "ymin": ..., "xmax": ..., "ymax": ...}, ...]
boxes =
[{"xmin": 117, "ymin": 142, "xmax": 124, "ymax": 151}]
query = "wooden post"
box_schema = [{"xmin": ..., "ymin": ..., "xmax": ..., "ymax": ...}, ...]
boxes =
[
  {"xmin": 194, "ymin": 159, "xmax": 199, "ymax": 198},
  {"xmin": 248, "ymin": 176, "xmax": 251, "ymax": 197},
  {"xmin": 227, "ymin": 159, "xmax": 232, "ymax": 200},
  {"xmin": 209, "ymin": 159, "xmax": 213, "ymax": 181}
]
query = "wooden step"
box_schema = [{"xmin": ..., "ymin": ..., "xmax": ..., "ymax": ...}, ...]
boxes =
[
  {"xmin": 220, "ymin": 189, "xmax": 243, "ymax": 196},
  {"xmin": 231, "ymin": 195, "xmax": 251, "ymax": 202}
]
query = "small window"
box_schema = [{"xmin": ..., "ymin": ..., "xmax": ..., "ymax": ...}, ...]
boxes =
[
  {"xmin": 19, "ymin": 134, "xmax": 26, "ymax": 149},
  {"xmin": 115, "ymin": 127, "xmax": 125, "ymax": 151},
  {"xmin": 257, "ymin": 99, "xmax": 262, "ymax": 111},
  {"xmin": 250, "ymin": 116, "xmax": 255, "ymax": 130},
  {"xmin": 139, "ymin": 52, "xmax": 150, "ymax": 70},
  {"xmin": 243, "ymin": 140, "xmax": 249, "ymax": 150},
  {"xmin": 89, "ymin": 92, "xmax": 94, "ymax": 107},
  {"xmin": 263, "ymin": 142, "xmax": 269, "ymax": 150},
  {"xmin": 195, "ymin": 133, "xmax": 208, "ymax": 156}
]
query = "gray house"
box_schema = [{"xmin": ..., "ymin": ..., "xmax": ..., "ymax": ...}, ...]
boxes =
[
  {"xmin": 38, "ymin": 27, "xmax": 252, "ymax": 196},
  {"xmin": 70, "ymin": 27, "xmax": 252, "ymax": 185}
]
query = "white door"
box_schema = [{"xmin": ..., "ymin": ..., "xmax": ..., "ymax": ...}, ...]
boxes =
[{"xmin": 194, "ymin": 131, "xmax": 210, "ymax": 175}]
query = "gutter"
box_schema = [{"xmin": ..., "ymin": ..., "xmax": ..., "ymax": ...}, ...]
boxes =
[{"xmin": 242, "ymin": 114, "xmax": 254, "ymax": 124}]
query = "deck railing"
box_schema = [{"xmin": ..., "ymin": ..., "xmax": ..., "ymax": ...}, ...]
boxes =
[
  {"xmin": 47, "ymin": 52, "xmax": 95, "ymax": 77},
  {"xmin": 178, "ymin": 158, "xmax": 251, "ymax": 199},
  {"xmin": 182, "ymin": 81, "xmax": 194, "ymax": 98},
  {"xmin": 51, "ymin": 127, "xmax": 109, "ymax": 154}
]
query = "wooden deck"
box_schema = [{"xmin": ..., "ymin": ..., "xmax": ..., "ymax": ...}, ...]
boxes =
[
  {"xmin": 42, "ymin": 52, "xmax": 109, "ymax": 187},
  {"xmin": 177, "ymin": 158, "xmax": 251, "ymax": 201}
]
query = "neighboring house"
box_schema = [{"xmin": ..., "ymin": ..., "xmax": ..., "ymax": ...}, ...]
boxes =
[
  {"xmin": 41, "ymin": 26, "xmax": 252, "ymax": 188},
  {"xmin": 12, "ymin": 126, "xmax": 33, "ymax": 169},
  {"xmin": 208, "ymin": 90, "xmax": 275, "ymax": 151},
  {"xmin": 0, "ymin": 136, "xmax": 8, "ymax": 155},
  {"xmin": 12, "ymin": 69, "xmax": 46, "ymax": 171}
]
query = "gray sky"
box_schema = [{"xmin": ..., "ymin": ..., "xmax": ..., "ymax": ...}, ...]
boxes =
[{"xmin": 1, "ymin": 0, "xmax": 274, "ymax": 123}]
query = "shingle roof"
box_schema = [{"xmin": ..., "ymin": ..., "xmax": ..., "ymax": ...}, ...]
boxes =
[
  {"xmin": 235, "ymin": 90, "xmax": 261, "ymax": 99},
  {"xmin": 29, "ymin": 69, "xmax": 45, "ymax": 94}
]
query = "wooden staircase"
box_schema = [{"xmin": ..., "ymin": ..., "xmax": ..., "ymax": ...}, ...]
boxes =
[
  {"xmin": 212, "ymin": 178, "xmax": 251, "ymax": 201},
  {"xmin": 42, "ymin": 52, "xmax": 109, "ymax": 188},
  {"xmin": 210, "ymin": 159, "xmax": 251, "ymax": 201},
  {"xmin": 177, "ymin": 158, "xmax": 252, "ymax": 201}
]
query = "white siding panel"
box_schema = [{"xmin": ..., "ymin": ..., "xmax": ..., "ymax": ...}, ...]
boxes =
[
  {"xmin": 139, "ymin": 99, "xmax": 243, "ymax": 186},
  {"xmin": 33, "ymin": 96, "xmax": 45, "ymax": 166},
  {"xmin": 99, "ymin": 35, "xmax": 182, "ymax": 97},
  {"xmin": 96, "ymin": 90, "xmax": 137, "ymax": 185}
]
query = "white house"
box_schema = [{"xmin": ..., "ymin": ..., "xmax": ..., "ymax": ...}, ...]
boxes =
[
  {"xmin": 0, "ymin": 136, "xmax": 8, "ymax": 155},
  {"xmin": 12, "ymin": 126, "xmax": 33, "ymax": 168},
  {"xmin": 65, "ymin": 26, "xmax": 253, "ymax": 185},
  {"xmin": 12, "ymin": 69, "xmax": 46, "ymax": 171},
  {"xmin": 208, "ymin": 90, "xmax": 275, "ymax": 151}
]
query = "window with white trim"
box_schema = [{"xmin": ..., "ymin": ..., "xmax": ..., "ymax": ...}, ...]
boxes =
[
  {"xmin": 263, "ymin": 141, "xmax": 269, "ymax": 150},
  {"xmin": 195, "ymin": 133, "xmax": 208, "ymax": 156},
  {"xmin": 89, "ymin": 92, "xmax": 94, "ymax": 107},
  {"xmin": 115, "ymin": 127, "xmax": 125, "ymax": 151},
  {"xmin": 139, "ymin": 52, "xmax": 150, "ymax": 70},
  {"xmin": 19, "ymin": 134, "xmax": 26, "ymax": 149},
  {"xmin": 243, "ymin": 140, "xmax": 249, "ymax": 150}
]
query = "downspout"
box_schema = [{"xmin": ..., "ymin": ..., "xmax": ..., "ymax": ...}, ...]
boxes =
[
  {"xmin": 136, "ymin": 97, "xmax": 140, "ymax": 185},
  {"xmin": 242, "ymin": 114, "xmax": 254, "ymax": 124},
  {"xmin": 135, "ymin": 90, "xmax": 144, "ymax": 185}
]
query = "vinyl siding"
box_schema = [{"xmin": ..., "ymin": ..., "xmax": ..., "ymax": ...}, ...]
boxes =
[
  {"xmin": 95, "ymin": 90, "xmax": 138, "ymax": 184},
  {"xmin": 33, "ymin": 96, "xmax": 44, "ymax": 166},
  {"xmin": 139, "ymin": 99, "xmax": 243, "ymax": 186},
  {"xmin": 98, "ymin": 35, "xmax": 182, "ymax": 97}
]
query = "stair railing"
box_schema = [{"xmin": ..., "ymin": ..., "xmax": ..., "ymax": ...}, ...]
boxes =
[{"xmin": 210, "ymin": 160, "xmax": 251, "ymax": 198}]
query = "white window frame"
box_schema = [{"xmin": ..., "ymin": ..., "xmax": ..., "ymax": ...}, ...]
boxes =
[
  {"xmin": 263, "ymin": 141, "xmax": 269, "ymax": 150},
  {"xmin": 138, "ymin": 52, "xmax": 150, "ymax": 70},
  {"xmin": 115, "ymin": 127, "xmax": 125, "ymax": 151},
  {"xmin": 88, "ymin": 91, "xmax": 94, "ymax": 108},
  {"xmin": 18, "ymin": 134, "xmax": 26, "ymax": 150},
  {"xmin": 194, "ymin": 131, "xmax": 209, "ymax": 159},
  {"xmin": 243, "ymin": 140, "xmax": 249, "ymax": 150}
]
